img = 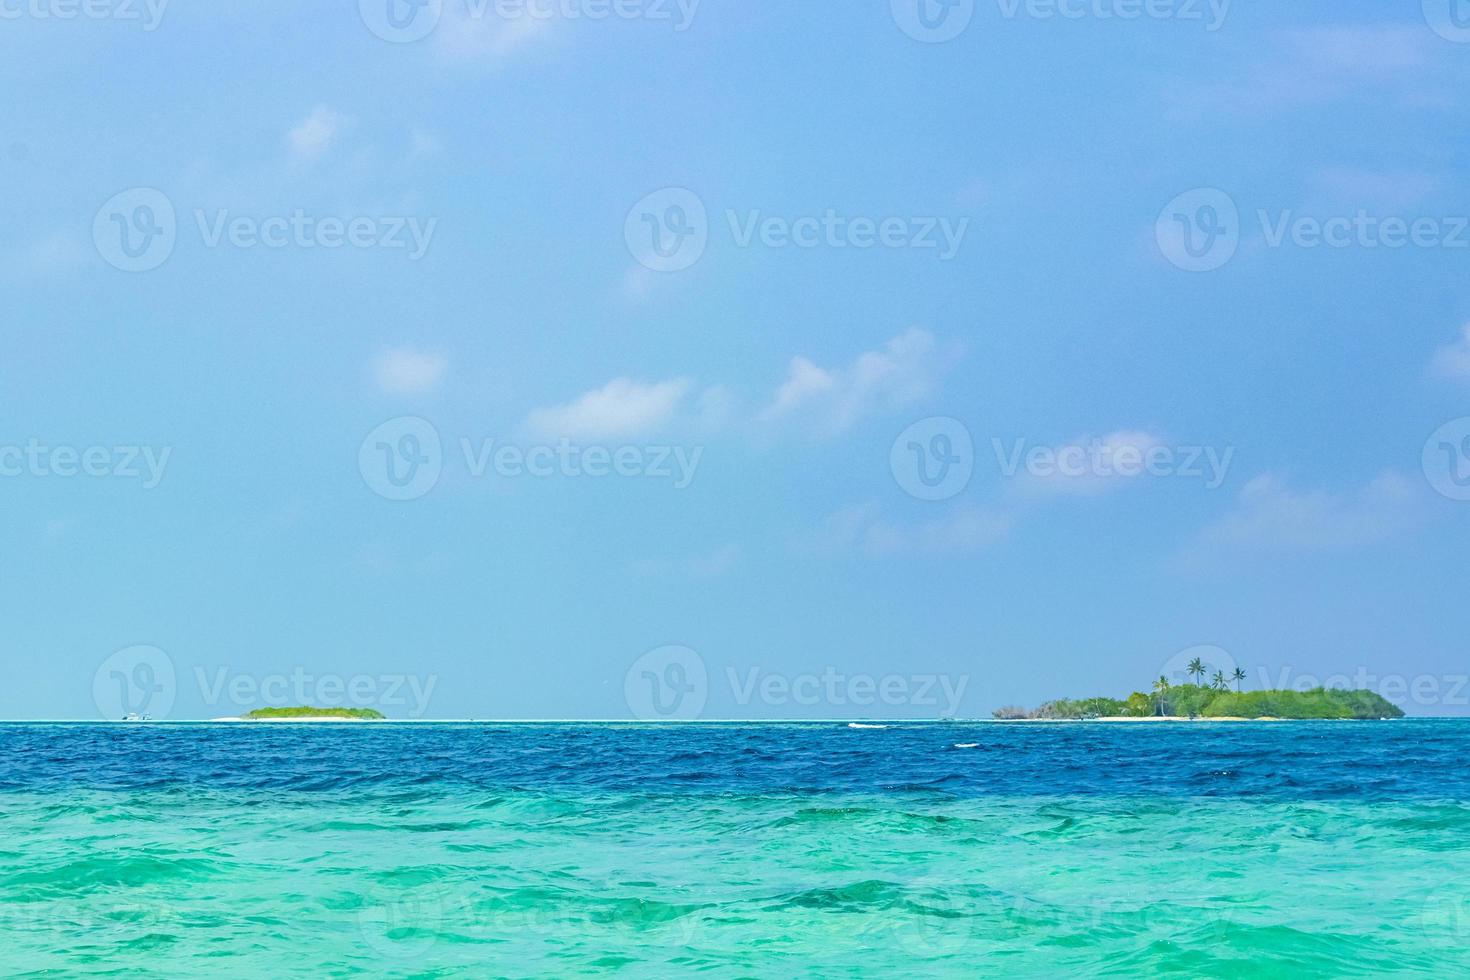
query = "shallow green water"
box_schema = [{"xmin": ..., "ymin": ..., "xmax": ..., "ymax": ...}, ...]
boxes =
[{"xmin": 4, "ymin": 789, "xmax": 1469, "ymax": 976}]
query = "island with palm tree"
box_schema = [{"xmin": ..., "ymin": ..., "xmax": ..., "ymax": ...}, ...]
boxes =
[{"xmin": 992, "ymin": 660, "xmax": 1403, "ymax": 721}]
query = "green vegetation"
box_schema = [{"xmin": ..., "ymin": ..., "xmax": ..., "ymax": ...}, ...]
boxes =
[
  {"xmin": 1200, "ymin": 689, "xmax": 1401, "ymax": 720},
  {"xmin": 243, "ymin": 706, "xmax": 385, "ymax": 720},
  {"xmin": 994, "ymin": 663, "xmax": 1404, "ymax": 720},
  {"xmin": 1029, "ymin": 696, "xmax": 1147, "ymax": 720}
]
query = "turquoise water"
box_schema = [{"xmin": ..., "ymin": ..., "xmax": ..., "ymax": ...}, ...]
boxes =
[{"xmin": 3, "ymin": 722, "xmax": 1469, "ymax": 976}]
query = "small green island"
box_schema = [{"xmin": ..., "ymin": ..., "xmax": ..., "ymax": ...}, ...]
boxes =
[
  {"xmin": 995, "ymin": 661, "xmax": 1404, "ymax": 721},
  {"xmin": 242, "ymin": 707, "xmax": 385, "ymax": 721}
]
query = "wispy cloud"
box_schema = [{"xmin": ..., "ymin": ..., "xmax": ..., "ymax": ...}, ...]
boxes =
[
  {"xmin": 523, "ymin": 331, "xmax": 945, "ymax": 443},
  {"xmin": 1195, "ymin": 471, "xmax": 1429, "ymax": 553},
  {"xmin": 1005, "ymin": 430, "xmax": 1168, "ymax": 497},
  {"xmin": 1311, "ymin": 167, "xmax": 1445, "ymax": 212},
  {"xmin": 812, "ymin": 503, "xmax": 1013, "ymax": 557},
  {"xmin": 288, "ymin": 105, "xmax": 353, "ymax": 164},
  {"xmin": 1167, "ymin": 26, "xmax": 1450, "ymax": 118},
  {"xmin": 436, "ymin": 8, "xmax": 555, "ymax": 61},
  {"xmin": 762, "ymin": 328, "xmax": 952, "ymax": 436},
  {"xmin": 525, "ymin": 377, "xmax": 694, "ymax": 440},
  {"xmin": 632, "ymin": 544, "xmax": 743, "ymax": 578},
  {"xmin": 408, "ymin": 128, "xmax": 441, "ymax": 163},
  {"xmin": 11, "ymin": 229, "xmax": 86, "ymax": 279},
  {"xmin": 1430, "ymin": 324, "xmax": 1470, "ymax": 383},
  {"xmin": 373, "ymin": 346, "xmax": 448, "ymax": 396}
]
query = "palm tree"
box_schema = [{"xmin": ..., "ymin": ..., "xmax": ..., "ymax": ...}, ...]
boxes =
[
  {"xmin": 1187, "ymin": 657, "xmax": 1207, "ymax": 687},
  {"xmin": 1152, "ymin": 676, "xmax": 1171, "ymax": 716},
  {"xmin": 1212, "ymin": 670, "xmax": 1227, "ymax": 691},
  {"xmin": 1231, "ymin": 667, "xmax": 1246, "ymax": 692}
]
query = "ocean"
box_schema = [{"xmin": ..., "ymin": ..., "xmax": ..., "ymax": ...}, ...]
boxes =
[{"xmin": 2, "ymin": 720, "xmax": 1468, "ymax": 976}]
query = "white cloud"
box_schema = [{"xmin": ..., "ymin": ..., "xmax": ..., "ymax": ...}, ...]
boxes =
[
  {"xmin": 1166, "ymin": 26, "xmax": 1448, "ymax": 118},
  {"xmin": 373, "ymin": 347, "xmax": 448, "ymax": 396},
  {"xmin": 814, "ymin": 503, "xmax": 1013, "ymax": 556},
  {"xmin": 1312, "ymin": 167, "xmax": 1443, "ymax": 213},
  {"xmin": 525, "ymin": 377, "xmax": 693, "ymax": 441},
  {"xmin": 1008, "ymin": 430, "xmax": 1167, "ymax": 496},
  {"xmin": 41, "ymin": 517, "xmax": 79, "ymax": 543},
  {"xmin": 522, "ymin": 331, "xmax": 947, "ymax": 445},
  {"xmin": 436, "ymin": 8, "xmax": 554, "ymax": 61},
  {"xmin": 632, "ymin": 544, "xmax": 742, "ymax": 578},
  {"xmin": 13, "ymin": 230, "xmax": 86, "ymax": 279},
  {"xmin": 955, "ymin": 177, "xmax": 990, "ymax": 208},
  {"xmin": 620, "ymin": 264, "xmax": 657, "ymax": 302},
  {"xmin": 288, "ymin": 106, "xmax": 352, "ymax": 163},
  {"xmin": 1196, "ymin": 471, "xmax": 1428, "ymax": 553},
  {"xmin": 1431, "ymin": 324, "xmax": 1470, "ymax": 382},
  {"xmin": 762, "ymin": 329, "xmax": 950, "ymax": 435},
  {"xmin": 408, "ymin": 129, "xmax": 440, "ymax": 163}
]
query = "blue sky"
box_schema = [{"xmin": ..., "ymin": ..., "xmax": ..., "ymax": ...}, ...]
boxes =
[{"xmin": 3, "ymin": 1, "xmax": 1470, "ymax": 719}]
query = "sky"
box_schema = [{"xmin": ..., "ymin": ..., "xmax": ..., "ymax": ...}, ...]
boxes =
[{"xmin": 3, "ymin": 0, "xmax": 1470, "ymax": 720}]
